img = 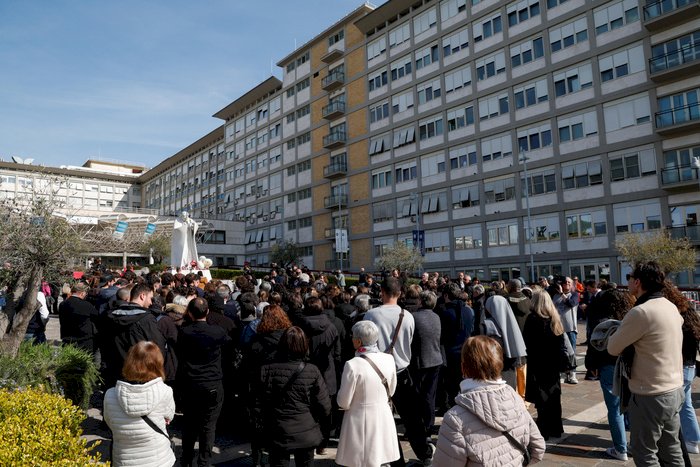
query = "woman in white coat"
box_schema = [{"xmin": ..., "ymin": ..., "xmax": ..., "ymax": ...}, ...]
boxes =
[
  {"xmin": 104, "ymin": 341, "xmax": 176, "ymax": 467},
  {"xmin": 336, "ymin": 321, "xmax": 400, "ymax": 467}
]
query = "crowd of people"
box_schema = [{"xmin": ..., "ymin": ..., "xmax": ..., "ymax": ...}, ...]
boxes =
[{"xmin": 44, "ymin": 260, "xmax": 700, "ymax": 467}]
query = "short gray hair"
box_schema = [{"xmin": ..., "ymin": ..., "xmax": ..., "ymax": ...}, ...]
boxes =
[
  {"xmin": 420, "ymin": 290, "xmax": 437, "ymax": 309},
  {"xmin": 352, "ymin": 320, "xmax": 379, "ymax": 346},
  {"xmin": 259, "ymin": 281, "xmax": 272, "ymax": 293},
  {"xmin": 354, "ymin": 294, "xmax": 371, "ymax": 313},
  {"xmin": 173, "ymin": 295, "xmax": 189, "ymax": 306}
]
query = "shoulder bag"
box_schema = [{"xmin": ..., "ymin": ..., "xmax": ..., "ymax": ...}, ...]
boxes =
[
  {"xmin": 385, "ymin": 309, "xmax": 405, "ymax": 355},
  {"xmin": 141, "ymin": 415, "xmax": 175, "ymax": 453},
  {"xmin": 359, "ymin": 354, "xmax": 392, "ymax": 407}
]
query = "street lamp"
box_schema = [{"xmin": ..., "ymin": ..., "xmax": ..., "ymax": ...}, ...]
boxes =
[{"xmin": 520, "ymin": 152, "xmax": 535, "ymax": 284}]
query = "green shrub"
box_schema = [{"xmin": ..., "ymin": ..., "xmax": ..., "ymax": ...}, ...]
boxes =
[
  {"xmin": 147, "ymin": 263, "xmax": 169, "ymax": 274},
  {"xmin": 0, "ymin": 388, "xmax": 106, "ymax": 465},
  {"xmin": 210, "ymin": 268, "xmax": 240, "ymax": 280},
  {"xmin": 0, "ymin": 342, "xmax": 100, "ymax": 411}
]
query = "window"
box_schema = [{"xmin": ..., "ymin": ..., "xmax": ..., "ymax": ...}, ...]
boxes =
[
  {"xmin": 369, "ymin": 133, "xmax": 392, "ymax": 155},
  {"xmin": 610, "ymin": 149, "xmax": 656, "ymax": 181},
  {"xmin": 562, "ymin": 160, "xmax": 603, "ymax": 188},
  {"xmin": 297, "ymin": 160, "xmax": 311, "ymax": 173},
  {"xmin": 420, "ymin": 191, "xmax": 447, "ymax": 213},
  {"xmin": 257, "ymin": 105, "xmax": 268, "ymax": 121},
  {"xmin": 296, "ymin": 78, "xmax": 310, "ymax": 92},
  {"xmin": 443, "ymin": 27, "xmax": 469, "ymax": 57},
  {"xmin": 513, "ymin": 77, "xmax": 548, "ymax": 109},
  {"xmin": 526, "ymin": 215, "xmax": 560, "ymax": 241},
  {"xmin": 286, "ymin": 87, "xmax": 295, "ymax": 98},
  {"xmin": 299, "ymin": 246, "xmax": 313, "ymax": 257},
  {"xmin": 421, "ymin": 152, "xmax": 446, "ymax": 176},
  {"xmin": 287, "ymin": 192, "xmax": 297, "ymax": 202},
  {"xmin": 287, "ymin": 219, "xmax": 297, "ymax": 229},
  {"xmin": 257, "ymin": 129, "xmax": 268, "ymax": 145},
  {"xmin": 389, "ymin": 22, "xmax": 411, "ymax": 49},
  {"xmin": 296, "ymin": 132, "xmax": 311, "ymax": 145},
  {"xmin": 484, "ymin": 176, "xmax": 516, "ymax": 203},
  {"xmin": 269, "ymin": 123, "xmax": 280, "ymax": 139},
  {"xmin": 507, "ymin": 0, "xmax": 541, "ymax": 27},
  {"xmin": 424, "ymin": 230, "xmax": 450, "ymax": 252},
  {"xmin": 522, "ymin": 168, "xmax": 556, "ymax": 195},
  {"xmin": 393, "ymin": 126, "xmax": 416, "ymax": 148},
  {"xmin": 418, "ymin": 115, "xmax": 444, "ymax": 140},
  {"xmin": 482, "ymin": 133, "xmax": 513, "ymax": 161},
  {"xmin": 474, "ymin": 13, "xmax": 503, "ymax": 42},
  {"xmin": 269, "ymin": 147, "xmax": 282, "ymax": 164},
  {"xmin": 650, "ymin": 32, "xmax": 700, "ymax": 74},
  {"xmin": 415, "ymin": 44, "xmax": 440, "ymax": 70},
  {"xmin": 478, "ymin": 91, "xmax": 509, "ymax": 121},
  {"xmin": 392, "ymin": 91, "xmax": 414, "ymax": 113},
  {"xmin": 372, "ymin": 168, "xmax": 393, "ymax": 188},
  {"xmin": 547, "ymin": 0, "xmax": 569, "ymax": 8},
  {"xmin": 367, "ymin": 36, "xmax": 387, "ymax": 60},
  {"xmin": 657, "ymin": 88, "xmax": 700, "ymax": 127},
  {"xmin": 444, "ymin": 66, "xmax": 472, "ymax": 94},
  {"xmin": 368, "ymin": 69, "xmax": 388, "ymax": 91},
  {"xmin": 477, "ymin": 51, "xmax": 506, "ymax": 80},
  {"xmin": 487, "ymin": 222, "xmax": 519, "ymax": 246},
  {"xmin": 296, "ymin": 105, "xmax": 310, "ymax": 118},
  {"xmin": 554, "ymin": 63, "xmax": 593, "ymax": 97},
  {"xmin": 417, "ymin": 79, "xmax": 442, "ymax": 104},
  {"xmin": 245, "ymin": 135, "xmax": 256, "ymax": 151},
  {"xmin": 202, "ymin": 230, "xmax": 226, "ymax": 244},
  {"xmin": 599, "ymin": 43, "xmax": 645, "ymax": 81},
  {"xmin": 447, "ymin": 105, "xmax": 475, "ymax": 130},
  {"xmin": 370, "ymin": 101, "xmax": 390, "ymax": 123},
  {"xmin": 440, "ymin": 0, "xmax": 467, "ymax": 21},
  {"xmin": 373, "ymin": 200, "xmax": 395, "ymax": 222},
  {"xmin": 395, "ymin": 162, "xmax": 418, "ymax": 183},
  {"xmin": 566, "ymin": 213, "xmax": 594, "ymax": 237},
  {"xmin": 452, "ymin": 183, "xmax": 480, "ymax": 208},
  {"xmin": 450, "ymin": 144, "xmax": 478, "ymax": 169},
  {"xmin": 558, "ymin": 110, "xmax": 597, "ymax": 142},
  {"xmin": 298, "ymin": 217, "xmax": 312, "ymax": 228},
  {"xmin": 270, "ymin": 97, "xmax": 281, "ymax": 114},
  {"xmin": 452, "ymin": 224, "xmax": 483, "ymax": 250},
  {"xmin": 413, "ymin": 8, "xmax": 437, "ymax": 35},
  {"xmin": 245, "ymin": 111, "xmax": 256, "ymax": 128},
  {"xmin": 398, "ymin": 197, "xmax": 419, "ymax": 217},
  {"xmin": 329, "ymin": 29, "xmax": 344, "ymax": 46},
  {"xmin": 286, "ymin": 112, "xmax": 296, "ymax": 123},
  {"xmin": 297, "ymin": 188, "xmax": 311, "ymax": 200},
  {"xmin": 613, "ymin": 201, "xmax": 661, "ymax": 233},
  {"xmin": 549, "ymin": 17, "xmax": 588, "ymax": 53},
  {"xmin": 594, "ymin": 0, "xmax": 639, "ymax": 35},
  {"xmin": 510, "ymin": 37, "xmax": 544, "ymax": 68},
  {"xmin": 390, "ymin": 55, "xmax": 413, "ymax": 81},
  {"xmin": 296, "ymin": 51, "xmax": 309, "ymax": 66},
  {"xmin": 603, "ymin": 93, "xmax": 651, "ymax": 132}
]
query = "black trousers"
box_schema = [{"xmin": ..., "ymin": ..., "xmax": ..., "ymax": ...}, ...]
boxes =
[
  {"xmin": 268, "ymin": 447, "xmax": 314, "ymax": 467},
  {"xmin": 390, "ymin": 370, "xmax": 432, "ymax": 467},
  {"xmin": 411, "ymin": 365, "xmax": 441, "ymax": 432},
  {"xmin": 181, "ymin": 381, "xmax": 224, "ymax": 467}
]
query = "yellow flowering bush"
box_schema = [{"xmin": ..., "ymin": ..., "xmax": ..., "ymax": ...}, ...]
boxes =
[{"xmin": 0, "ymin": 388, "xmax": 107, "ymax": 465}]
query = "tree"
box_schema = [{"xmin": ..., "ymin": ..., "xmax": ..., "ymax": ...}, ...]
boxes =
[
  {"xmin": 270, "ymin": 240, "xmax": 302, "ymax": 268},
  {"xmin": 375, "ymin": 241, "xmax": 424, "ymax": 275},
  {"xmin": 139, "ymin": 235, "xmax": 170, "ymax": 265},
  {"xmin": 0, "ymin": 180, "xmax": 84, "ymax": 357},
  {"xmin": 615, "ymin": 231, "xmax": 696, "ymax": 276}
]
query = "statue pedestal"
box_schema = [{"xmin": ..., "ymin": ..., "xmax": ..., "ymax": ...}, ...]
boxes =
[{"xmin": 171, "ymin": 269, "xmax": 212, "ymax": 281}]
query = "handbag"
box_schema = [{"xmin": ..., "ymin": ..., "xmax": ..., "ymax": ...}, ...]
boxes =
[
  {"xmin": 141, "ymin": 415, "xmax": 175, "ymax": 453},
  {"xmin": 359, "ymin": 354, "xmax": 393, "ymax": 408}
]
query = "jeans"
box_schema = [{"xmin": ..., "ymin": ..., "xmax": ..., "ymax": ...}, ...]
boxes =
[
  {"xmin": 181, "ymin": 382, "xmax": 225, "ymax": 467},
  {"xmin": 599, "ymin": 365, "xmax": 627, "ymax": 453},
  {"xmin": 628, "ymin": 387, "xmax": 684, "ymax": 467},
  {"xmin": 566, "ymin": 331, "xmax": 577, "ymax": 352},
  {"xmin": 680, "ymin": 365, "xmax": 700, "ymax": 444}
]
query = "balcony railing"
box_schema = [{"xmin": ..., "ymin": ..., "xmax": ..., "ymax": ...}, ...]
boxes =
[
  {"xmin": 643, "ymin": 0, "xmax": 700, "ymax": 28},
  {"xmin": 321, "ymin": 71, "xmax": 345, "ymax": 91},
  {"xmin": 649, "ymin": 45, "xmax": 700, "ymax": 74},
  {"xmin": 323, "ymin": 161, "xmax": 348, "ymax": 178},
  {"xmin": 655, "ymin": 102, "xmax": 700, "ymax": 129},
  {"xmin": 322, "ymin": 101, "xmax": 346, "ymax": 119},
  {"xmin": 323, "ymin": 131, "xmax": 347, "ymax": 148},
  {"xmin": 324, "ymin": 194, "xmax": 348, "ymax": 209},
  {"xmin": 661, "ymin": 165, "xmax": 700, "ymax": 185},
  {"xmin": 668, "ymin": 224, "xmax": 700, "ymax": 242}
]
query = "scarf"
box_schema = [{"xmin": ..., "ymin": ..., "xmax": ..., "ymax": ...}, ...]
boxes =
[{"xmin": 356, "ymin": 343, "xmax": 380, "ymax": 356}]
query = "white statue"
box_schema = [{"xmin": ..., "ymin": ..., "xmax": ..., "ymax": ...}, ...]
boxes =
[{"xmin": 172, "ymin": 211, "xmax": 199, "ymax": 268}]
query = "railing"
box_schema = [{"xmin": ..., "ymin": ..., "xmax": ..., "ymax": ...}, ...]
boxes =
[
  {"xmin": 668, "ymin": 224, "xmax": 700, "ymax": 241},
  {"xmin": 661, "ymin": 165, "xmax": 700, "ymax": 184},
  {"xmin": 323, "ymin": 131, "xmax": 347, "ymax": 147},
  {"xmin": 655, "ymin": 102, "xmax": 700, "ymax": 128},
  {"xmin": 324, "ymin": 194, "xmax": 348, "ymax": 208},
  {"xmin": 323, "ymin": 162, "xmax": 348, "ymax": 178},
  {"xmin": 322, "ymin": 101, "xmax": 346, "ymax": 118},
  {"xmin": 644, "ymin": 0, "xmax": 696, "ymax": 20},
  {"xmin": 649, "ymin": 44, "xmax": 700, "ymax": 73},
  {"xmin": 321, "ymin": 71, "xmax": 345, "ymax": 89}
]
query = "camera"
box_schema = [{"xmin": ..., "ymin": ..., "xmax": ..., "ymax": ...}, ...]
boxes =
[{"xmin": 553, "ymin": 275, "xmax": 566, "ymax": 286}]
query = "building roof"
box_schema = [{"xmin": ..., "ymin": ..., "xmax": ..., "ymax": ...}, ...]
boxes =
[
  {"xmin": 212, "ymin": 77, "xmax": 282, "ymax": 121},
  {"xmin": 82, "ymin": 159, "xmax": 146, "ymax": 171},
  {"xmin": 0, "ymin": 161, "xmax": 140, "ymax": 183},
  {"xmin": 275, "ymin": 3, "xmax": 376, "ymax": 67},
  {"xmin": 137, "ymin": 126, "xmax": 225, "ymax": 182},
  {"xmin": 354, "ymin": 0, "xmax": 414, "ymax": 34}
]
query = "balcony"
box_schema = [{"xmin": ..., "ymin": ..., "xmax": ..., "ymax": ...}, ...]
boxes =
[
  {"xmin": 649, "ymin": 45, "xmax": 700, "ymax": 82},
  {"xmin": 655, "ymin": 102, "xmax": 700, "ymax": 134},
  {"xmin": 643, "ymin": 0, "xmax": 700, "ymax": 30},
  {"xmin": 322, "ymin": 101, "xmax": 346, "ymax": 120},
  {"xmin": 668, "ymin": 224, "xmax": 700, "ymax": 242},
  {"xmin": 324, "ymin": 194, "xmax": 348, "ymax": 209},
  {"xmin": 323, "ymin": 131, "xmax": 347, "ymax": 149},
  {"xmin": 321, "ymin": 47, "xmax": 344, "ymax": 63},
  {"xmin": 323, "ymin": 161, "xmax": 348, "ymax": 179},
  {"xmin": 661, "ymin": 165, "xmax": 700, "ymax": 190},
  {"xmin": 321, "ymin": 70, "xmax": 345, "ymax": 91}
]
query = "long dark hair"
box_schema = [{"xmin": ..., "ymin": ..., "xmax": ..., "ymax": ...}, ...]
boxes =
[{"xmin": 663, "ymin": 280, "xmax": 700, "ymax": 341}]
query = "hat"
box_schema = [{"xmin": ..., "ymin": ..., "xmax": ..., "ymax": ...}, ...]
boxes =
[
  {"xmin": 299, "ymin": 273, "xmax": 310, "ymax": 283},
  {"xmin": 98, "ymin": 275, "xmax": 113, "ymax": 287}
]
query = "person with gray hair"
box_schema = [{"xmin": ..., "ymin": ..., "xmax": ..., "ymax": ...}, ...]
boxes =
[
  {"xmin": 410, "ymin": 290, "xmax": 443, "ymax": 433},
  {"xmin": 336, "ymin": 320, "xmax": 399, "ymax": 467},
  {"xmin": 353, "ymin": 294, "xmax": 371, "ymax": 319}
]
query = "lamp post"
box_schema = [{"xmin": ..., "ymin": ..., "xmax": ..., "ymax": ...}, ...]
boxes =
[
  {"xmin": 338, "ymin": 192, "xmax": 343, "ymax": 273},
  {"xmin": 520, "ymin": 152, "xmax": 535, "ymax": 283},
  {"xmin": 411, "ymin": 191, "xmax": 423, "ymax": 275}
]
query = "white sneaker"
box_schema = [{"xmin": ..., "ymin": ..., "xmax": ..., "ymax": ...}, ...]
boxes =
[
  {"xmin": 565, "ymin": 374, "xmax": 579, "ymax": 384},
  {"xmin": 605, "ymin": 447, "xmax": 628, "ymax": 461},
  {"xmin": 686, "ymin": 442, "xmax": 700, "ymax": 454}
]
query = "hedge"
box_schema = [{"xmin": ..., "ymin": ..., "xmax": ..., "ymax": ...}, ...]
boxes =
[{"xmin": 0, "ymin": 388, "xmax": 106, "ymax": 465}]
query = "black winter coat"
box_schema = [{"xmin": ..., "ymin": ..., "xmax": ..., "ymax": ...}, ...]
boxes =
[
  {"xmin": 58, "ymin": 296, "xmax": 98, "ymax": 353},
  {"xmin": 297, "ymin": 313, "xmax": 340, "ymax": 395},
  {"xmin": 256, "ymin": 360, "xmax": 331, "ymax": 450}
]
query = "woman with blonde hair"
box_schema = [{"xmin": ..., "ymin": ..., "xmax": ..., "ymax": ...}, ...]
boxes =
[
  {"xmin": 523, "ymin": 290, "xmax": 565, "ymax": 440},
  {"xmin": 103, "ymin": 341, "xmax": 176, "ymax": 466}
]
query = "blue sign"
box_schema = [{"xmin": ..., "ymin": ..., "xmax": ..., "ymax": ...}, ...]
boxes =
[
  {"xmin": 113, "ymin": 220, "xmax": 129, "ymax": 239},
  {"xmin": 412, "ymin": 229, "xmax": 425, "ymax": 256},
  {"xmin": 144, "ymin": 223, "xmax": 156, "ymax": 236}
]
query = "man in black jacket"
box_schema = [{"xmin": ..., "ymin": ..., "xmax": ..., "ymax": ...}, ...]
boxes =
[
  {"xmin": 178, "ymin": 297, "xmax": 231, "ymax": 467},
  {"xmin": 58, "ymin": 282, "xmax": 98, "ymax": 355}
]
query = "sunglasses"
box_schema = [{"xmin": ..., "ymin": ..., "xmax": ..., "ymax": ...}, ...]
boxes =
[{"xmin": 626, "ymin": 274, "xmax": 635, "ymax": 281}]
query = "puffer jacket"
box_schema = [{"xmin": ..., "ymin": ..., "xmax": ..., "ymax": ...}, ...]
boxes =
[
  {"xmin": 103, "ymin": 377, "xmax": 176, "ymax": 467},
  {"xmin": 433, "ymin": 381, "xmax": 545, "ymax": 466}
]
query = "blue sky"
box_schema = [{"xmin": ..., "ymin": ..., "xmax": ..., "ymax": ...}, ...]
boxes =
[{"xmin": 0, "ymin": 1, "xmax": 383, "ymax": 168}]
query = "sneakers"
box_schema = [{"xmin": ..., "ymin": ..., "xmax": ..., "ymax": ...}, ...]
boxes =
[
  {"xmin": 565, "ymin": 373, "xmax": 579, "ymax": 384},
  {"xmin": 686, "ymin": 442, "xmax": 700, "ymax": 454},
  {"xmin": 421, "ymin": 443, "xmax": 436, "ymax": 466},
  {"xmin": 605, "ymin": 447, "xmax": 628, "ymax": 461}
]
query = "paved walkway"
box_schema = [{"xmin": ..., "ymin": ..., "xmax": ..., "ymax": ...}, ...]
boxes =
[{"xmin": 45, "ymin": 318, "xmax": 700, "ymax": 466}]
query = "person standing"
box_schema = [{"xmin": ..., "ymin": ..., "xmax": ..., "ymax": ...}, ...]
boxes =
[
  {"xmin": 177, "ymin": 297, "xmax": 231, "ymax": 467},
  {"xmin": 58, "ymin": 282, "xmax": 99, "ymax": 355},
  {"xmin": 552, "ymin": 277, "xmax": 579, "ymax": 384},
  {"xmin": 608, "ymin": 261, "xmax": 684, "ymax": 466}
]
